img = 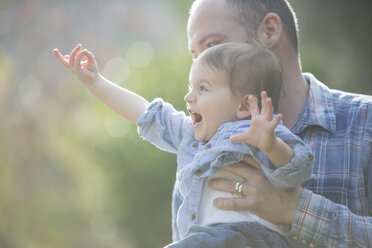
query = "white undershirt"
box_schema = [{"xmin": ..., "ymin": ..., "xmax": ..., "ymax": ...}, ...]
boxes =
[{"xmin": 199, "ymin": 169, "xmax": 289, "ymax": 236}]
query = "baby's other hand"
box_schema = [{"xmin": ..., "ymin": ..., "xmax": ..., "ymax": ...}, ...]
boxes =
[
  {"xmin": 52, "ymin": 44, "xmax": 100, "ymax": 88},
  {"xmin": 230, "ymin": 91, "xmax": 281, "ymax": 153}
]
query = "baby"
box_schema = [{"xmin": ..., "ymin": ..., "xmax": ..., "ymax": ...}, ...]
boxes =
[{"xmin": 53, "ymin": 42, "xmax": 313, "ymax": 247}]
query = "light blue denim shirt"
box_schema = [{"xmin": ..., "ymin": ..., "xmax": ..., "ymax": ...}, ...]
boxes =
[{"xmin": 137, "ymin": 98, "xmax": 314, "ymax": 239}]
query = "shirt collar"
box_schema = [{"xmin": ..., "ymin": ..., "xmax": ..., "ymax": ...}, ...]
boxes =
[{"xmin": 290, "ymin": 73, "xmax": 336, "ymax": 135}]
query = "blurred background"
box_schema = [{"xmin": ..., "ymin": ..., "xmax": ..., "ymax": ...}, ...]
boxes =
[{"xmin": 0, "ymin": 0, "xmax": 371, "ymax": 247}]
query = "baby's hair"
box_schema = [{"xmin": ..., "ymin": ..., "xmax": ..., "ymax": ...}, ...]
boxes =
[{"xmin": 193, "ymin": 41, "xmax": 283, "ymax": 111}]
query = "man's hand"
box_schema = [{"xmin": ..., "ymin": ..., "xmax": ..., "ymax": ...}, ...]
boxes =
[
  {"xmin": 52, "ymin": 44, "xmax": 100, "ymax": 88},
  {"xmin": 209, "ymin": 156, "xmax": 302, "ymax": 225}
]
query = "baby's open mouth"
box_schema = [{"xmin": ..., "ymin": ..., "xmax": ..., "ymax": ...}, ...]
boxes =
[{"xmin": 189, "ymin": 110, "xmax": 203, "ymax": 127}]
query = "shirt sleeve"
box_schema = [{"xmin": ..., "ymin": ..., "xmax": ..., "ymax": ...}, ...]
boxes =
[
  {"xmin": 137, "ymin": 98, "xmax": 191, "ymax": 154},
  {"xmin": 289, "ymin": 189, "xmax": 372, "ymax": 247},
  {"xmin": 247, "ymin": 125, "xmax": 315, "ymax": 190}
]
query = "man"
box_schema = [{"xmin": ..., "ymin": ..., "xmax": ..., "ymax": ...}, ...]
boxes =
[{"xmin": 171, "ymin": 0, "xmax": 372, "ymax": 247}]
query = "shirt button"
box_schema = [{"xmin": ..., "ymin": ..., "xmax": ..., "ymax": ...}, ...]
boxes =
[
  {"xmin": 192, "ymin": 143, "xmax": 198, "ymax": 148},
  {"xmin": 309, "ymin": 244, "xmax": 315, "ymax": 248},
  {"xmin": 308, "ymin": 154, "xmax": 314, "ymax": 161},
  {"xmin": 195, "ymin": 169, "xmax": 202, "ymax": 176},
  {"xmin": 190, "ymin": 214, "xmax": 196, "ymax": 221},
  {"xmin": 302, "ymin": 240, "xmax": 307, "ymax": 245},
  {"xmin": 205, "ymin": 144, "xmax": 211, "ymax": 150}
]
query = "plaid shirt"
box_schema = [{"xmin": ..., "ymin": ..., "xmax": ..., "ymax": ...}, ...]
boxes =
[{"xmin": 289, "ymin": 73, "xmax": 372, "ymax": 247}]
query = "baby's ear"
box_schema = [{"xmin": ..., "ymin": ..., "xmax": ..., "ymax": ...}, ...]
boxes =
[{"xmin": 236, "ymin": 94, "xmax": 251, "ymax": 119}]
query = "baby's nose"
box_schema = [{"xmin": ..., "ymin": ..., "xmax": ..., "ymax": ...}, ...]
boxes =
[{"xmin": 184, "ymin": 92, "xmax": 195, "ymax": 102}]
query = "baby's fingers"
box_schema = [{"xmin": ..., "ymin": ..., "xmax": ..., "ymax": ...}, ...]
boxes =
[
  {"xmin": 270, "ymin": 113, "xmax": 282, "ymax": 129},
  {"xmin": 72, "ymin": 50, "xmax": 87, "ymax": 73},
  {"xmin": 248, "ymin": 95, "xmax": 259, "ymax": 116},
  {"xmin": 230, "ymin": 132, "xmax": 248, "ymax": 144},
  {"xmin": 52, "ymin": 49, "xmax": 69, "ymax": 68},
  {"xmin": 69, "ymin": 44, "xmax": 82, "ymax": 68},
  {"xmin": 264, "ymin": 97, "xmax": 274, "ymax": 120},
  {"xmin": 82, "ymin": 49, "xmax": 95, "ymax": 64},
  {"xmin": 82, "ymin": 49, "xmax": 98, "ymax": 70}
]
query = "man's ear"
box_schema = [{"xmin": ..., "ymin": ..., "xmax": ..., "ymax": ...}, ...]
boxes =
[
  {"xmin": 256, "ymin": 13, "xmax": 282, "ymax": 49},
  {"xmin": 236, "ymin": 95, "xmax": 251, "ymax": 119}
]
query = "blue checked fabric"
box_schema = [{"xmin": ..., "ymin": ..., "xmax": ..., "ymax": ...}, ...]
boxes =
[{"xmin": 286, "ymin": 73, "xmax": 372, "ymax": 247}]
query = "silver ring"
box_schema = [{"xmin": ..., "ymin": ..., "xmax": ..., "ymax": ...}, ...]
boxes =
[{"xmin": 235, "ymin": 181, "xmax": 244, "ymax": 197}]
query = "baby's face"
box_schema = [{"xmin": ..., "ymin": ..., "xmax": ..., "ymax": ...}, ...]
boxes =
[{"xmin": 185, "ymin": 62, "xmax": 241, "ymax": 141}]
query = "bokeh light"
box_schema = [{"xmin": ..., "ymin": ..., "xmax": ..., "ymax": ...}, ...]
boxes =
[
  {"xmin": 126, "ymin": 41, "xmax": 154, "ymax": 68},
  {"xmin": 102, "ymin": 57, "xmax": 130, "ymax": 85}
]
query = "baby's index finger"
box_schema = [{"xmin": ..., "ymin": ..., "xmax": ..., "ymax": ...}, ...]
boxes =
[
  {"xmin": 69, "ymin": 44, "xmax": 82, "ymax": 67},
  {"xmin": 260, "ymin": 91, "xmax": 267, "ymax": 99},
  {"xmin": 52, "ymin": 49, "xmax": 69, "ymax": 67},
  {"xmin": 52, "ymin": 48, "xmax": 60, "ymax": 56},
  {"xmin": 82, "ymin": 49, "xmax": 95, "ymax": 63}
]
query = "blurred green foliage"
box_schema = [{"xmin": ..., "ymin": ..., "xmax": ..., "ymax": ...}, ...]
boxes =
[{"xmin": 0, "ymin": 0, "xmax": 371, "ymax": 247}]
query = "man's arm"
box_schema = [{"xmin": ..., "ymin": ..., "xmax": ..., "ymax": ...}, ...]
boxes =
[
  {"xmin": 290, "ymin": 189, "xmax": 372, "ymax": 247},
  {"xmin": 209, "ymin": 159, "xmax": 372, "ymax": 247}
]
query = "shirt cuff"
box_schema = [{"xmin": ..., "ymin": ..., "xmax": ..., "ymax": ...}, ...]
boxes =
[
  {"xmin": 137, "ymin": 98, "xmax": 164, "ymax": 135},
  {"xmin": 249, "ymin": 143, "xmax": 314, "ymax": 190},
  {"xmin": 289, "ymin": 189, "xmax": 332, "ymax": 247},
  {"xmin": 137, "ymin": 98, "xmax": 163, "ymax": 126}
]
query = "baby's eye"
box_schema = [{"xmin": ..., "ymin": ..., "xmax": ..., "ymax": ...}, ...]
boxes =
[
  {"xmin": 206, "ymin": 41, "xmax": 219, "ymax": 48},
  {"xmin": 200, "ymin": 85, "xmax": 208, "ymax": 92}
]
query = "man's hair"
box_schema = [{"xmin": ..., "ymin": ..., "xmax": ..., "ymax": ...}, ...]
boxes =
[
  {"xmin": 193, "ymin": 42, "xmax": 283, "ymax": 111},
  {"xmin": 191, "ymin": 0, "xmax": 299, "ymax": 54}
]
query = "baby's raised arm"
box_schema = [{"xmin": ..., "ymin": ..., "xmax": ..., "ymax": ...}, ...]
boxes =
[{"xmin": 53, "ymin": 44, "xmax": 148, "ymax": 123}]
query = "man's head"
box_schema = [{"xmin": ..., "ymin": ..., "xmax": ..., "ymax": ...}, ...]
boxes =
[
  {"xmin": 185, "ymin": 42, "xmax": 283, "ymax": 141},
  {"xmin": 188, "ymin": 0, "xmax": 298, "ymax": 59}
]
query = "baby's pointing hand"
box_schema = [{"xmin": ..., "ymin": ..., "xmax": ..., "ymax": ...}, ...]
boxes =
[{"xmin": 52, "ymin": 44, "xmax": 100, "ymax": 88}]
